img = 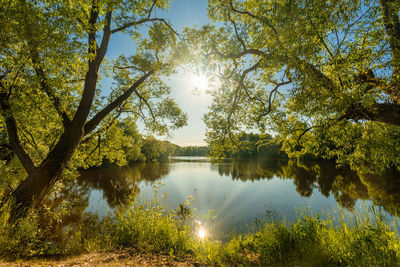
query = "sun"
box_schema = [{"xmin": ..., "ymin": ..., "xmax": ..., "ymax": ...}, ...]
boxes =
[
  {"xmin": 175, "ymin": 68, "xmax": 221, "ymax": 96},
  {"xmin": 192, "ymin": 74, "xmax": 209, "ymax": 91}
]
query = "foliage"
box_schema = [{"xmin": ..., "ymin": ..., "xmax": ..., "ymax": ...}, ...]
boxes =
[
  {"xmin": 194, "ymin": 0, "xmax": 400, "ymax": 173},
  {"xmin": 0, "ymin": 185, "xmax": 195, "ymax": 259},
  {"xmin": 0, "ymin": 200, "xmax": 105, "ymax": 258},
  {"xmin": 173, "ymin": 145, "xmax": 209, "ymax": 157},
  {"xmin": 108, "ymin": 192, "xmax": 193, "ymax": 258},
  {"xmin": 140, "ymin": 137, "xmax": 176, "ymax": 161},
  {"xmin": 207, "ymin": 132, "xmax": 286, "ymax": 159},
  {"xmin": 2, "ymin": 194, "xmax": 400, "ymax": 266},
  {"xmin": 0, "ymin": 0, "xmax": 188, "ymax": 213},
  {"xmin": 203, "ymin": 210, "xmax": 400, "ymax": 266}
]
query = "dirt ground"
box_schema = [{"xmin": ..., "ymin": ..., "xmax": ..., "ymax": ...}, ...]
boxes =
[{"xmin": 0, "ymin": 249, "xmax": 201, "ymax": 267}]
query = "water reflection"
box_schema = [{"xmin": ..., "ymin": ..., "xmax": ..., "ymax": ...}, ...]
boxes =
[
  {"xmin": 217, "ymin": 158, "xmax": 400, "ymax": 215},
  {"xmin": 77, "ymin": 162, "xmax": 170, "ymax": 207},
  {"xmin": 46, "ymin": 157, "xmax": 400, "ymax": 234},
  {"xmin": 42, "ymin": 162, "xmax": 170, "ymax": 227},
  {"xmin": 357, "ymin": 169, "xmax": 400, "ymax": 215}
]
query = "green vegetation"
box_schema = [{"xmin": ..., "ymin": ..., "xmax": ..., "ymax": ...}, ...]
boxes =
[
  {"xmin": 1, "ymin": 0, "xmax": 400, "ymax": 264},
  {"xmin": 0, "ymin": 0, "xmax": 188, "ymax": 219},
  {"xmin": 207, "ymin": 211, "xmax": 400, "ymax": 266},
  {"xmin": 0, "ymin": 191, "xmax": 193, "ymax": 258},
  {"xmin": 122, "ymin": 136, "xmax": 209, "ymax": 162},
  {"xmin": 208, "ymin": 132, "xmax": 287, "ymax": 159},
  {"xmin": 174, "ymin": 146, "xmax": 209, "ymax": 157},
  {"xmin": 1, "ymin": 191, "xmax": 400, "ymax": 266},
  {"xmin": 196, "ymin": 0, "xmax": 400, "ymax": 174}
]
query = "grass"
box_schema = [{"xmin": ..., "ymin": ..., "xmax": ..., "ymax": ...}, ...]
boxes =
[
  {"xmin": 206, "ymin": 214, "xmax": 400, "ymax": 266},
  {"xmin": 1, "ymin": 191, "xmax": 400, "ymax": 266}
]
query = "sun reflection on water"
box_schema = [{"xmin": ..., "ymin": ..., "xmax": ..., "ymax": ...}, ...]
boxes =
[
  {"xmin": 198, "ymin": 227, "xmax": 207, "ymax": 239},
  {"xmin": 196, "ymin": 220, "xmax": 208, "ymax": 240}
]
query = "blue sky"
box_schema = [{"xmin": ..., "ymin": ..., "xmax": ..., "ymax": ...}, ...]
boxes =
[{"xmin": 104, "ymin": 0, "xmax": 212, "ymax": 146}]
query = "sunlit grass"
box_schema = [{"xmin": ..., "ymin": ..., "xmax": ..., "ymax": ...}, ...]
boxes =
[{"xmin": 1, "ymin": 189, "xmax": 400, "ymax": 266}]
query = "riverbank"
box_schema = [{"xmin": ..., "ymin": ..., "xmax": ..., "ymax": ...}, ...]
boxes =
[{"xmin": 1, "ymin": 197, "xmax": 400, "ymax": 266}]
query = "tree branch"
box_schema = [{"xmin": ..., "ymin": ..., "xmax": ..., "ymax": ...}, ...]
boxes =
[
  {"xmin": 81, "ymin": 104, "xmax": 125, "ymax": 145},
  {"xmin": 18, "ymin": 126, "xmax": 45, "ymax": 160},
  {"xmin": 227, "ymin": 9, "xmax": 246, "ymax": 50},
  {"xmin": 110, "ymin": 0, "xmax": 159, "ymax": 34},
  {"xmin": 95, "ymin": 11, "xmax": 112, "ymax": 66},
  {"xmin": 133, "ymin": 83, "xmax": 156, "ymax": 121},
  {"xmin": 29, "ymin": 46, "xmax": 72, "ymax": 128},
  {"xmin": 111, "ymin": 18, "xmax": 180, "ymax": 38},
  {"xmin": 261, "ymin": 79, "xmax": 291, "ymax": 119},
  {"xmin": 342, "ymin": 103, "xmax": 400, "ymax": 126},
  {"xmin": 215, "ymin": 47, "xmax": 338, "ymax": 93},
  {"xmin": 72, "ymin": 1, "xmax": 108, "ymax": 128},
  {"xmin": 214, "ymin": 48, "xmax": 264, "ymax": 60},
  {"xmin": 113, "ymin": 65, "xmax": 146, "ymax": 74},
  {"xmin": 229, "ymin": 0, "xmax": 281, "ymax": 43},
  {"xmin": 0, "ymin": 93, "xmax": 35, "ymax": 173},
  {"xmin": 295, "ymin": 126, "xmax": 314, "ymax": 145},
  {"xmin": 379, "ymin": 0, "xmax": 400, "ymax": 102},
  {"xmin": 147, "ymin": 0, "xmax": 157, "ymax": 19},
  {"xmin": 84, "ymin": 70, "xmax": 154, "ymax": 135},
  {"xmin": 225, "ymin": 61, "xmax": 261, "ymax": 135}
]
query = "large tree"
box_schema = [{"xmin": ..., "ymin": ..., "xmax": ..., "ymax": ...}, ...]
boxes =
[
  {"xmin": 0, "ymin": 0, "xmax": 187, "ymax": 219},
  {"xmin": 196, "ymin": 0, "xmax": 400, "ymax": 173}
]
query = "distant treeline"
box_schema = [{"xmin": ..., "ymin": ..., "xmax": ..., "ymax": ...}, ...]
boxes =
[
  {"xmin": 208, "ymin": 132, "xmax": 288, "ymax": 160},
  {"xmin": 129, "ymin": 133, "xmax": 287, "ymax": 163},
  {"xmin": 140, "ymin": 139, "xmax": 208, "ymax": 161},
  {"xmin": 98, "ymin": 121, "xmax": 289, "ymax": 165},
  {"xmin": 104, "ymin": 130, "xmax": 297, "ymax": 165},
  {"xmin": 234, "ymin": 133, "xmax": 287, "ymax": 159},
  {"xmin": 121, "ymin": 136, "xmax": 209, "ymax": 164},
  {"xmin": 174, "ymin": 146, "xmax": 209, "ymax": 156}
]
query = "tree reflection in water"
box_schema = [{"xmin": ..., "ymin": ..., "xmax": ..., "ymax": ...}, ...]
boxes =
[
  {"xmin": 41, "ymin": 162, "xmax": 170, "ymax": 231},
  {"xmin": 43, "ymin": 158, "xmax": 400, "ymax": 233},
  {"xmin": 217, "ymin": 158, "xmax": 400, "ymax": 215}
]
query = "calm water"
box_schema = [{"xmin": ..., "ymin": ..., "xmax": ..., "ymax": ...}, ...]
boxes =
[{"xmin": 56, "ymin": 157, "xmax": 400, "ymax": 239}]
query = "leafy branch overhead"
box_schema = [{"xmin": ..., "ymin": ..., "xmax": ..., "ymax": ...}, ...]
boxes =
[{"xmin": 199, "ymin": 0, "xmax": 400, "ymax": 173}]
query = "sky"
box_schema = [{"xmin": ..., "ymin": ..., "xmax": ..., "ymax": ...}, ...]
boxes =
[{"xmin": 105, "ymin": 0, "xmax": 212, "ymax": 146}]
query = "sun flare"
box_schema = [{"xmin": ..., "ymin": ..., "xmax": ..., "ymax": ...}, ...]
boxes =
[
  {"xmin": 198, "ymin": 228, "xmax": 207, "ymax": 239},
  {"xmin": 192, "ymin": 75, "xmax": 209, "ymax": 91}
]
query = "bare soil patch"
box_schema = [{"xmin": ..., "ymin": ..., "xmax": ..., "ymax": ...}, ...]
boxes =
[{"xmin": 0, "ymin": 249, "xmax": 201, "ymax": 266}]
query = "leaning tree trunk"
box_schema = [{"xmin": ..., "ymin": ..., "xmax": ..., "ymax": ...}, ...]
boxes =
[
  {"xmin": 1, "ymin": 2, "xmax": 159, "ymax": 223},
  {"xmin": 9, "ymin": 129, "xmax": 83, "ymax": 222}
]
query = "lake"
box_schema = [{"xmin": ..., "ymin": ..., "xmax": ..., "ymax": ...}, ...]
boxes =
[{"xmin": 55, "ymin": 157, "xmax": 400, "ymax": 240}]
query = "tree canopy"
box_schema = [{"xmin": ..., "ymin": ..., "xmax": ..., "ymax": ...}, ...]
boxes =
[
  {"xmin": 0, "ymin": 0, "xmax": 187, "ymax": 217},
  {"xmin": 194, "ymin": 0, "xmax": 400, "ymax": 173}
]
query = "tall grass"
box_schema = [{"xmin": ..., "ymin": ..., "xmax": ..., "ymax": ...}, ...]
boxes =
[
  {"xmin": 105, "ymin": 193, "xmax": 194, "ymax": 258},
  {"xmin": 1, "ymin": 190, "xmax": 400, "ymax": 266},
  {"xmin": 201, "ymin": 208, "xmax": 400, "ymax": 266},
  {"xmin": 0, "ymin": 188, "xmax": 195, "ymax": 259}
]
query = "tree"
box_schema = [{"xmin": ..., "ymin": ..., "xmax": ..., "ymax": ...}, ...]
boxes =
[
  {"xmin": 197, "ymin": 0, "xmax": 400, "ymax": 173},
  {"xmin": 140, "ymin": 137, "xmax": 175, "ymax": 161},
  {"xmin": 0, "ymin": 0, "xmax": 187, "ymax": 220},
  {"xmin": 117, "ymin": 118, "xmax": 146, "ymax": 163}
]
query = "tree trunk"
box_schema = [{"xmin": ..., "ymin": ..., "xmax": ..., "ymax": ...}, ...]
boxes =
[
  {"xmin": 9, "ymin": 128, "xmax": 83, "ymax": 222},
  {"xmin": 343, "ymin": 103, "xmax": 400, "ymax": 127}
]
